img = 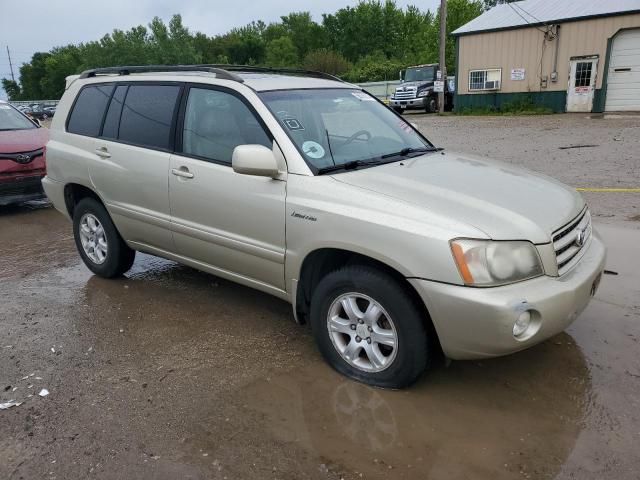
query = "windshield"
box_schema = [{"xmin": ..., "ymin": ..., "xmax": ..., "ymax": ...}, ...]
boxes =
[
  {"xmin": 404, "ymin": 67, "xmax": 435, "ymax": 83},
  {"xmin": 0, "ymin": 104, "xmax": 36, "ymax": 131},
  {"xmin": 259, "ymin": 89, "xmax": 433, "ymax": 173}
]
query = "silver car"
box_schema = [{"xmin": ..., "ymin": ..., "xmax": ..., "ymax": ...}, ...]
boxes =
[{"xmin": 42, "ymin": 65, "xmax": 606, "ymax": 388}]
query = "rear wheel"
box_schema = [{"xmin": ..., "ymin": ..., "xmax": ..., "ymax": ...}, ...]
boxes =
[
  {"xmin": 310, "ymin": 265, "xmax": 430, "ymax": 388},
  {"xmin": 73, "ymin": 197, "xmax": 135, "ymax": 278}
]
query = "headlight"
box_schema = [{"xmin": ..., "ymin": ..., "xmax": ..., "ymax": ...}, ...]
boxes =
[
  {"xmin": 450, "ymin": 239, "xmax": 544, "ymax": 286},
  {"xmin": 418, "ymin": 90, "xmax": 429, "ymax": 97}
]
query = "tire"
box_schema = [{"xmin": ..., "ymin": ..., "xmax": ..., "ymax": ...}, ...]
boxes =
[
  {"xmin": 426, "ymin": 97, "xmax": 437, "ymax": 113},
  {"xmin": 393, "ymin": 107, "xmax": 404, "ymax": 114},
  {"xmin": 72, "ymin": 197, "xmax": 135, "ymax": 278},
  {"xmin": 310, "ymin": 265, "xmax": 429, "ymax": 388}
]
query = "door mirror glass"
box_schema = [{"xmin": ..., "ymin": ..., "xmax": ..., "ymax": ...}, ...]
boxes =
[{"xmin": 232, "ymin": 144, "xmax": 279, "ymax": 178}]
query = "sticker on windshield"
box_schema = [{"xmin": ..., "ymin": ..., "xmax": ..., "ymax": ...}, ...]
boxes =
[
  {"xmin": 351, "ymin": 92, "xmax": 375, "ymax": 101},
  {"xmin": 397, "ymin": 120, "xmax": 412, "ymax": 132},
  {"xmin": 283, "ymin": 118, "xmax": 304, "ymax": 131},
  {"xmin": 302, "ymin": 141, "xmax": 325, "ymax": 159}
]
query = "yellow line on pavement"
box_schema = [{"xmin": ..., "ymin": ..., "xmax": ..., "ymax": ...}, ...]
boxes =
[{"xmin": 576, "ymin": 187, "xmax": 640, "ymax": 192}]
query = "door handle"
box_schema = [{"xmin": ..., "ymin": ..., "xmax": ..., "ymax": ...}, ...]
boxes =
[
  {"xmin": 171, "ymin": 167, "xmax": 194, "ymax": 179},
  {"xmin": 95, "ymin": 147, "xmax": 111, "ymax": 159}
]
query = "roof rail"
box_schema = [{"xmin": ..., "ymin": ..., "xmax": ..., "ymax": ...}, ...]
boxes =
[
  {"xmin": 210, "ymin": 65, "xmax": 345, "ymax": 83},
  {"xmin": 77, "ymin": 64, "xmax": 345, "ymax": 83},
  {"xmin": 78, "ymin": 65, "xmax": 244, "ymax": 82}
]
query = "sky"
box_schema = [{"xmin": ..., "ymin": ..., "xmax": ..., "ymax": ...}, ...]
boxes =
[{"xmin": 0, "ymin": 0, "xmax": 441, "ymax": 99}]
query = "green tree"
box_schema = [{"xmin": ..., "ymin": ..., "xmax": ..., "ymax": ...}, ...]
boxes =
[
  {"xmin": 443, "ymin": 0, "xmax": 484, "ymax": 73},
  {"xmin": 148, "ymin": 15, "xmax": 201, "ymax": 64},
  {"xmin": 1, "ymin": 79, "xmax": 22, "ymax": 100},
  {"xmin": 303, "ymin": 49, "xmax": 352, "ymax": 76},
  {"xmin": 265, "ymin": 37, "xmax": 299, "ymax": 68},
  {"xmin": 2, "ymin": 1, "xmax": 486, "ymax": 100},
  {"xmin": 280, "ymin": 12, "xmax": 326, "ymax": 59}
]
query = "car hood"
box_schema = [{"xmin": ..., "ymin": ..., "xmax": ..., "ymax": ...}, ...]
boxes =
[
  {"xmin": 330, "ymin": 151, "xmax": 585, "ymax": 244},
  {"xmin": 0, "ymin": 128, "xmax": 48, "ymax": 154}
]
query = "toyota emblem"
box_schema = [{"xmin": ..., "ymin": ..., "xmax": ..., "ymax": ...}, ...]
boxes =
[{"xmin": 15, "ymin": 154, "xmax": 32, "ymax": 164}]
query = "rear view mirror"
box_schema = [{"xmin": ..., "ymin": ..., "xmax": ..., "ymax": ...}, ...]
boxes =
[{"xmin": 232, "ymin": 144, "xmax": 279, "ymax": 178}]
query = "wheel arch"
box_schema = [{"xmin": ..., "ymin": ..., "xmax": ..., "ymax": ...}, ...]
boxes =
[
  {"xmin": 63, "ymin": 182, "xmax": 104, "ymax": 218},
  {"xmin": 294, "ymin": 247, "xmax": 441, "ymax": 353}
]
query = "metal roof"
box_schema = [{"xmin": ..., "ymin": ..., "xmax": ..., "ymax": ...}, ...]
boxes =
[{"xmin": 453, "ymin": 0, "xmax": 640, "ymax": 36}]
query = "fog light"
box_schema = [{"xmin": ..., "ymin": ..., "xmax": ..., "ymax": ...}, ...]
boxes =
[{"xmin": 513, "ymin": 311, "xmax": 531, "ymax": 337}]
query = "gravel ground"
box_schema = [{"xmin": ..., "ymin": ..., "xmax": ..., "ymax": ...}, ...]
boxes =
[{"xmin": 1, "ymin": 114, "xmax": 639, "ymax": 479}]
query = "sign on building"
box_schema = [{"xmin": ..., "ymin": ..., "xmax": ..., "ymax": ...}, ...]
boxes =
[{"xmin": 511, "ymin": 68, "xmax": 526, "ymax": 81}]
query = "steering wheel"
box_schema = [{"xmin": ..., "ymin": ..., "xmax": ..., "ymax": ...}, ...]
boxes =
[{"xmin": 335, "ymin": 130, "xmax": 372, "ymax": 150}]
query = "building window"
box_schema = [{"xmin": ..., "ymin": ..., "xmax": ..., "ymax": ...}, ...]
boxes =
[
  {"xmin": 574, "ymin": 62, "xmax": 593, "ymax": 87},
  {"xmin": 468, "ymin": 69, "xmax": 502, "ymax": 91}
]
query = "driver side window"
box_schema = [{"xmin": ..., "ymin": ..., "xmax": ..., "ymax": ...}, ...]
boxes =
[{"xmin": 182, "ymin": 88, "xmax": 271, "ymax": 164}]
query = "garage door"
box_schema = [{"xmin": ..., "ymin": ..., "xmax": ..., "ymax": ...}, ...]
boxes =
[{"xmin": 605, "ymin": 29, "xmax": 640, "ymax": 112}]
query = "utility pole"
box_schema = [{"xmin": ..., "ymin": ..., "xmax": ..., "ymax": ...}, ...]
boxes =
[
  {"xmin": 6, "ymin": 46, "xmax": 15, "ymax": 82},
  {"xmin": 438, "ymin": 0, "xmax": 447, "ymax": 114}
]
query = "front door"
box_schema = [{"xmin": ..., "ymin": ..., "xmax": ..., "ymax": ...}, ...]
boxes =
[
  {"xmin": 168, "ymin": 86, "xmax": 287, "ymax": 291},
  {"xmin": 566, "ymin": 57, "xmax": 598, "ymax": 112}
]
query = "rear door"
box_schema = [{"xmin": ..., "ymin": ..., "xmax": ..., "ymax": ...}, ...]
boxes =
[
  {"xmin": 89, "ymin": 83, "xmax": 182, "ymax": 251},
  {"xmin": 168, "ymin": 85, "xmax": 287, "ymax": 290}
]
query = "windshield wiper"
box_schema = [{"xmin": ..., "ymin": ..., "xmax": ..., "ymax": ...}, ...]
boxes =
[
  {"xmin": 317, "ymin": 159, "xmax": 385, "ymax": 174},
  {"xmin": 380, "ymin": 146, "xmax": 437, "ymax": 159}
]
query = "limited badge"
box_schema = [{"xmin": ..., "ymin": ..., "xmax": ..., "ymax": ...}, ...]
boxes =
[{"xmin": 302, "ymin": 141, "xmax": 325, "ymax": 159}]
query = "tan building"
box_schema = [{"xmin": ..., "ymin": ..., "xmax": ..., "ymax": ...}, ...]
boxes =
[{"xmin": 452, "ymin": 0, "xmax": 640, "ymax": 112}]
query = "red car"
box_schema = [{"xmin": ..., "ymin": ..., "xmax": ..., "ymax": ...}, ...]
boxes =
[{"xmin": 0, "ymin": 101, "xmax": 48, "ymax": 206}]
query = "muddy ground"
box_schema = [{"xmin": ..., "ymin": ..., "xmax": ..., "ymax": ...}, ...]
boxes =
[{"xmin": 1, "ymin": 114, "xmax": 639, "ymax": 479}]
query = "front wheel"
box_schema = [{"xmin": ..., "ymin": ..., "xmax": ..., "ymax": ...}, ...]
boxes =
[
  {"xmin": 73, "ymin": 197, "xmax": 136, "ymax": 278},
  {"xmin": 393, "ymin": 106, "xmax": 404, "ymax": 114},
  {"xmin": 310, "ymin": 265, "xmax": 430, "ymax": 388},
  {"xmin": 426, "ymin": 97, "xmax": 438, "ymax": 113}
]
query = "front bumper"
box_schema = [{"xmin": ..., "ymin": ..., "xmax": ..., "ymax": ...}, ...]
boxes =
[
  {"xmin": 0, "ymin": 175, "xmax": 46, "ymax": 206},
  {"xmin": 390, "ymin": 96, "xmax": 426, "ymax": 109},
  {"xmin": 409, "ymin": 232, "xmax": 606, "ymax": 360}
]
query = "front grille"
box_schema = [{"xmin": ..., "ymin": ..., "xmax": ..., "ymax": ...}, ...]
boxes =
[
  {"xmin": 0, "ymin": 176, "xmax": 44, "ymax": 196},
  {"xmin": 553, "ymin": 208, "xmax": 592, "ymax": 275},
  {"xmin": 394, "ymin": 87, "xmax": 417, "ymax": 100}
]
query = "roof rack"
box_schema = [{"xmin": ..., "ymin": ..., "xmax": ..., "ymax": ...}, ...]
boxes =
[
  {"xmin": 77, "ymin": 64, "xmax": 345, "ymax": 83},
  {"xmin": 213, "ymin": 65, "xmax": 345, "ymax": 83},
  {"xmin": 78, "ymin": 65, "xmax": 244, "ymax": 82}
]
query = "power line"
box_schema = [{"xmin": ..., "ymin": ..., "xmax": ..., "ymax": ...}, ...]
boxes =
[{"xmin": 507, "ymin": 3, "xmax": 548, "ymax": 34}]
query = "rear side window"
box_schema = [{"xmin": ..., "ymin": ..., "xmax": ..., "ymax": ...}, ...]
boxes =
[
  {"xmin": 67, "ymin": 85, "xmax": 114, "ymax": 136},
  {"xmin": 118, "ymin": 85, "xmax": 180, "ymax": 150},
  {"xmin": 101, "ymin": 85, "xmax": 127, "ymax": 139}
]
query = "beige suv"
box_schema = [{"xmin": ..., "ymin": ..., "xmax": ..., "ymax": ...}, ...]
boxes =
[{"xmin": 43, "ymin": 65, "xmax": 606, "ymax": 388}]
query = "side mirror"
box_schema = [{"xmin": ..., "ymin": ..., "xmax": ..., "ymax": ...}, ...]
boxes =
[
  {"xmin": 232, "ymin": 144, "xmax": 279, "ymax": 178},
  {"xmin": 399, "ymin": 70, "xmax": 405, "ymax": 83},
  {"xmin": 33, "ymin": 118, "xmax": 42, "ymax": 127}
]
